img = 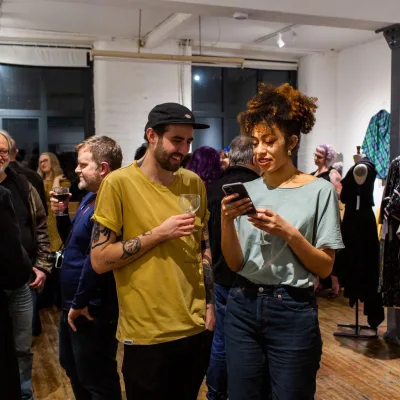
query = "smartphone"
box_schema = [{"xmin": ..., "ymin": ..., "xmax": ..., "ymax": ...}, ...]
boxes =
[{"xmin": 222, "ymin": 182, "xmax": 257, "ymax": 215}]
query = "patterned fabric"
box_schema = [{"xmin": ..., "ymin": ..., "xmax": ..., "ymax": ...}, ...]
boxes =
[{"xmin": 362, "ymin": 110, "xmax": 391, "ymax": 180}]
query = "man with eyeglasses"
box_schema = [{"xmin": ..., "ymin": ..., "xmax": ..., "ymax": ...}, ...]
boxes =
[{"xmin": 0, "ymin": 130, "xmax": 51, "ymax": 400}]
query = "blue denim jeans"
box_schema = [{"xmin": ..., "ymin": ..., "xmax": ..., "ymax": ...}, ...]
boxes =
[
  {"xmin": 59, "ymin": 307, "xmax": 121, "ymax": 400},
  {"xmin": 5, "ymin": 284, "xmax": 34, "ymax": 400},
  {"xmin": 206, "ymin": 283, "xmax": 230, "ymax": 400},
  {"xmin": 225, "ymin": 285, "xmax": 322, "ymax": 400}
]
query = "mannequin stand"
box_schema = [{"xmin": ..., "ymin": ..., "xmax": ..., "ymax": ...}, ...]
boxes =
[{"xmin": 333, "ymin": 299, "xmax": 378, "ymax": 339}]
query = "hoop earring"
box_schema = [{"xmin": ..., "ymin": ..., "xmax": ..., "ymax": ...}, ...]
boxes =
[{"xmin": 288, "ymin": 149, "xmax": 292, "ymax": 157}]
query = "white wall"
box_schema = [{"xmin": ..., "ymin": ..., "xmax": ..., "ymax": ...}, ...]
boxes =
[
  {"xmin": 298, "ymin": 37, "xmax": 391, "ymax": 209},
  {"xmin": 298, "ymin": 51, "xmax": 338, "ymax": 173},
  {"xmin": 93, "ymin": 39, "xmax": 192, "ymax": 165}
]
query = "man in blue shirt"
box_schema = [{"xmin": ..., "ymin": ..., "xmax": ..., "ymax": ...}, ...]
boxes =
[{"xmin": 50, "ymin": 136, "xmax": 123, "ymax": 400}]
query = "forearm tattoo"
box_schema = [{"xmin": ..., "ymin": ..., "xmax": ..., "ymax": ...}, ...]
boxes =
[
  {"xmin": 203, "ymin": 261, "xmax": 215, "ymax": 305},
  {"xmin": 121, "ymin": 237, "xmax": 141, "ymax": 260},
  {"xmin": 91, "ymin": 222, "xmax": 112, "ymax": 249}
]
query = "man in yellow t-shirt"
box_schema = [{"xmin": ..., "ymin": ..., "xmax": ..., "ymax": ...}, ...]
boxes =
[{"xmin": 90, "ymin": 103, "xmax": 215, "ymax": 400}]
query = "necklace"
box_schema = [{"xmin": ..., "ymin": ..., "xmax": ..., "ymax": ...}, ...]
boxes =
[{"xmin": 279, "ymin": 173, "xmax": 299, "ymax": 188}]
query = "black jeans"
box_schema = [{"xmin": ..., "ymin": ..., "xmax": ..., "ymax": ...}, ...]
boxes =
[
  {"xmin": 225, "ymin": 284, "xmax": 322, "ymax": 400},
  {"xmin": 59, "ymin": 307, "xmax": 121, "ymax": 400},
  {"xmin": 123, "ymin": 330, "xmax": 213, "ymax": 400}
]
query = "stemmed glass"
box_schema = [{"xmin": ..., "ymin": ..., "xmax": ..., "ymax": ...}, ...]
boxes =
[
  {"xmin": 179, "ymin": 194, "xmax": 200, "ymax": 232},
  {"xmin": 252, "ymin": 205, "xmax": 274, "ymax": 246},
  {"xmin": 52, "ymin": 187, "xmax": 70, "ymax": 216}
]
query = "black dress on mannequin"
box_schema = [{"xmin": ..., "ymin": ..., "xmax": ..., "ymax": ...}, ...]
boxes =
[
  {"xmin": 336, "ymin": 158, "xmax": 384, "ymax": 329},
  {"xmin": 381, "ymin": 156, "xmax": 400, "ymax": 307}
]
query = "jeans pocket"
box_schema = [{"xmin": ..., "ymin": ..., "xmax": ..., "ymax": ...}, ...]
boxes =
[
  {"xmin": 228, "ymin": 287, "xmax": 242, "ymax": 301},
  {"xmin": 274, "ymin": 290, "xmax": 316, "ymax": 314}
]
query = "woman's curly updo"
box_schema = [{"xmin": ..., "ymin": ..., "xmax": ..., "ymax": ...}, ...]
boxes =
[{"xmin": 238, "ymin": 83, "xmax": 318, "ymax": 151}]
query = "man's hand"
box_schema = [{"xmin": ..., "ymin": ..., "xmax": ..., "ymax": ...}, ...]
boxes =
[
  {"xmin": 205, "ymin": 305, "xmax": 216, "ymax": 331},
  {"xmin": 158, "ymin": 214, "xmax": 196, "ymax": 241},
  {"xmin": 68, "ymin": 307, "xmax": 94, "ymax": 332},
  {"xmin": 49, "ymin": 190, "xmax": 72, "ymax": 214},
  {"xmin": 29, "ymin": 267, "xmax": 46, "ymax": 291}
]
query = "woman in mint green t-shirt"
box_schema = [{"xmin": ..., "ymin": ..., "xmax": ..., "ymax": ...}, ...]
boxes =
[{"xmin": 221, "ymin": 83, "xmax": 343, "ymax": 400}]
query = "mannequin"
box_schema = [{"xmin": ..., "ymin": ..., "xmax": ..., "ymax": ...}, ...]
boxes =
[{"xmin": 335, "ymin": 155, "xmax": 384, "ymax": 329}]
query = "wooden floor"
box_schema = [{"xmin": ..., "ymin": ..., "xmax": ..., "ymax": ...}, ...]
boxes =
[{"xmin": 32, "ymin": 293, "xmax": 400, "ymax": 400}]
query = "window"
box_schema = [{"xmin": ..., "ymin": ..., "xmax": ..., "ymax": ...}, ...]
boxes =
[
  {"xmin": 0, "ymin": 64, "xmax": 93, "ymax": 172},
  {"xmin": 192, "ymin": 67, "xmax": 297, "ymax": 151}
]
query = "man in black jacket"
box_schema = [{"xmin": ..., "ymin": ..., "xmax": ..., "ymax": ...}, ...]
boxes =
[
  {"xmin": 206, "ymin": 136, "xmax": 260, "ymax": 400},
  {"xmin": 0, "ymin": 130, "xmax": 51, "ymax": 400},
  {"xmin": 0, "ymin": 186, "xmax": 32, "ymax": 400}
]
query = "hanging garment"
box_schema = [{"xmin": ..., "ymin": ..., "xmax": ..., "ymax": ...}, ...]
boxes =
[
  {"xmin": 361, "ymin": 109, "xmax": 390, "ymax": 180},
  {"xmin": 336, "ymin": 158, "xmax": 384, "ymax": 329},
  {"xmin": 381, "ymin": 156, "xmax": 400, "ymax": 307}
]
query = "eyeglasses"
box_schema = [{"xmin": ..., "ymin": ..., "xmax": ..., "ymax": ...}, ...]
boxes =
[
  {"xmin": 314, "ymin": 153, "xmax": 324, "ymax": 160},
  {"xmin": 0, "ymin": 149, "xmax": 9, "ymax": 156}
]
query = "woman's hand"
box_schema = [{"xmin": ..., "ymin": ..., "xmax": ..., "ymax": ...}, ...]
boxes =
[
  {"xmin": 221, "ymin": 194, "xmax": 254, "ymax": 222},
  {"xmin": 53, "ymin": 174, "xmax": 66, "ymax": 187},
  {"xmin": 248, "ymin": 208, "xmax": 294, "ymax": 241}
]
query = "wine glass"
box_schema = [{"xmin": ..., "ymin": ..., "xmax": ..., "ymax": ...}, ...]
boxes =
[
  {"xmin": 53, "ymin": 187, "xmax": 70, "ymax": 216},
  {"xmin": 252, "ymin": 205, "xmax": 274, "ymax": 246},
  {"xmin": 179, "ymin": 194, "xmax": 200, "ymax": 232}
]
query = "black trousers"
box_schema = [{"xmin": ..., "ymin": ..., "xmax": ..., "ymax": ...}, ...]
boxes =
[
  {"xmin": 0, "ymin": 299, "xmax": 21, "ymax": 400},
  {"xmin": 123, "ymin": 330, "xmax": 213, "ymax": 400},
  {"xmin": 59, "ymin": 307, "xmax": 121, "ymax": 400}
]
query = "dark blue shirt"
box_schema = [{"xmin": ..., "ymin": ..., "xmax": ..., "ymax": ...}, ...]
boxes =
[{"xmin": 57, "ymin": 192, "xmax": 118, "ymax": 312}]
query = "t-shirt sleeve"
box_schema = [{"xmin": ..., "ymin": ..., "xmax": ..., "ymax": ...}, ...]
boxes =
[
  {"xmin": 92, "ymin": 178, "xmax": 123, "ymax": 236},
  {"xmin": 314, "ymin": 186, "xmax": 344, "ymax": 250}
]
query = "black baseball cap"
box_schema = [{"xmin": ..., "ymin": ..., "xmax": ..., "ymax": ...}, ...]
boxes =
[{"xmin": 144, "ymin": 103, "xmax": 210, "ymax": 132}]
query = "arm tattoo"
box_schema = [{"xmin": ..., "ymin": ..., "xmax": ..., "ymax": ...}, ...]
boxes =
[
  {"xmin": 142, "ymin": 231, "xmax": 152, "ymax": 237},
  {"xmin": 121, "ymin": 237, "xmax": 141, "ymax": 260},
  {"xmin": 91, "ymin": 222, "xmax": 112, "ymax": 249},
  {"xmin": 202, "ymin": 261, "xmax": 215, "ymax": 305}
]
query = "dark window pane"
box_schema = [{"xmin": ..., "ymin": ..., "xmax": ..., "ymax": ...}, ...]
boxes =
[
  {"xmin": 224, "ymin": 118, "xmax": 241, "ymax": 148},
  {"xmin": 2, "ymin": 118, "xmax": 40, "ymax": 170},
  {"xmin": 224, "ymin": 69, "xmax": 257, "ymax": 116},
  {"xmin": 45, "ymin": 68, "xmax": 85, "ymax": 111},
  {"xmin": 48, "ymin": 117, "xmax": 85, "ymax": 153},
  {"xmin": 260, "ymin": 70, "xmax": 296, "ymax": 87},
  {"xmin": 192, "ymin": 67, "xmax": 222, "ymax": 113},
  {"xmin": 0, "ymin": 65, "xmax": 41, "ymax": 109},
  {"xmin": 192, "ymin": 118, "xmax": 223, "ymax": 151}
]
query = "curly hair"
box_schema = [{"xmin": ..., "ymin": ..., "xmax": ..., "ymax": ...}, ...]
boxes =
[
  {"xmin": 237, "ymin": 83, "xmax": 318, "ymax": 150},
  {"xmin": 186, "ymin": 146, "xmax": 223, "ymax": 187},
  {"xmin": 316, "ymin": 144, "xmax": 337, "ymax": 167}
]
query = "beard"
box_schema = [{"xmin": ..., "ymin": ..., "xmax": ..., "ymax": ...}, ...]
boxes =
[
  {"xmin": 0, "ymin": 159, "xmax": 9, "ymax": 173},
  {"xmin": 154, "ymin": 141, "xmax": 183, "ymax": 172},
  {"xmin": 78, "ymin": 174, "xmax": 102, "ymax": 193}
]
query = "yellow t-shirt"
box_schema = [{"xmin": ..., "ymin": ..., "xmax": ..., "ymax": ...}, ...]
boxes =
[{"xmin": 93, "ymin": 162, "xmax": 209, "ymax": 345}]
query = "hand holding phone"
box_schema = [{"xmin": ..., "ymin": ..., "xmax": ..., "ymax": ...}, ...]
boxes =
[{"xmin": 222, "ymin": 183, "xmax": 257, "ymax": 215}]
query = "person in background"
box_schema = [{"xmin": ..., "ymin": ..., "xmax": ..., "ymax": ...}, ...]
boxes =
[
  {"xmin": 221, "ymin": 83, "xmax": 343, "ymax": 399},
  {"xmin": 311, "ymin": 144, "xmax": 342, "ymax": 196},
  {"xmin": 186, "ymin": 146, "xmax": 223, "ymax": 188},
  {"xmin": 50, "ymin": 136, "xmax": 122, "ymax": 400},
  {"xmin": 0, "ymin": 186, "xmax": 32, "ymax": 400},
  {"xmin": 134, "ymin": 142, "xmax": 148, "ymax": 161},
  {"xmin": 219, "ymin": 148, "xmax": 230, "ymax": 170},
  {"xmin": 90, "ymin": 103, "xmax": 215, "ymax": 400},
  {"xmin": 0, "ymin": 130, "xmax": 52, "ymax": 400},
  {"xmin": 8, "ymin": 138, "xmax": 47, "ymax": 214},
  {"xmin": 38, "ymin": 152, "xmax": 71, "ymax": 253},
  {"xmin": 206, "ymin": 135, "xmax": 260, "ymax": 400},
  {"xmin": 311, "ymin": 144, "xmax": 342, "ymax": 297}
]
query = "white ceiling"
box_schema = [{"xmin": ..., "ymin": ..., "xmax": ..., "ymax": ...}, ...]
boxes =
[{"xmin": 0, "ymin": 0, "xmax": 389, "ymax": 59}]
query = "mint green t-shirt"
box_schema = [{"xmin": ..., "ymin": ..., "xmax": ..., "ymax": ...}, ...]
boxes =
[{"xmin": 235, "ymin": 177, "xmax": 344, "ymax": 288}]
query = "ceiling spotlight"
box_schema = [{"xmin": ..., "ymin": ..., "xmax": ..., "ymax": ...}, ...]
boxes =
[
  {"xmin": 194, "ymin": 74, "xmax": 201, "ymax": 82},
  {"xmin": 277, "ymin": 33, "xmax": 285, "ymax": 48}
]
